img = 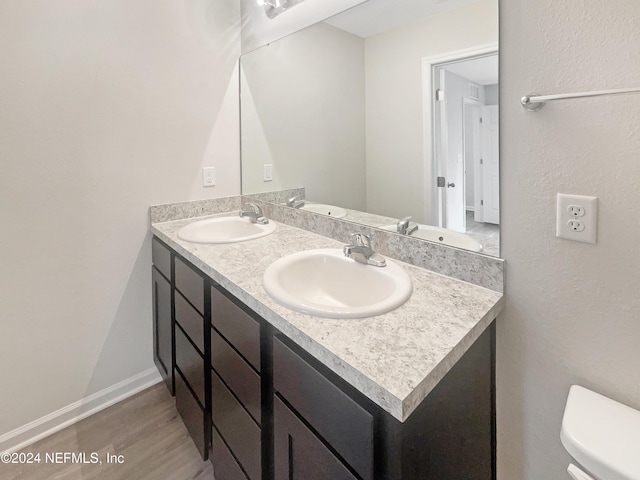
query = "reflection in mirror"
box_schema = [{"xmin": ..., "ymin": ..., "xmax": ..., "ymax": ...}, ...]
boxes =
[
  {"xmin": 261, "ymin": 0, "xmax": 307, "ymax": 20},
  {"xmin": 240, "ymin": 0, "xmax": 500, "ymax": 256}
]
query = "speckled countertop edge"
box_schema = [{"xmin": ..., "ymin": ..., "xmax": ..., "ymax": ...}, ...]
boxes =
[{"xmin": 151, "ymin": 212, "xmax": 504, "ymax": 422}]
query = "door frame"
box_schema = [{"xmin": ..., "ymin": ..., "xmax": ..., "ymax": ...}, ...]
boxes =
[
  {"xmin": 480, "ymin": 103, "xmax": 500, "ymax": 224},
  {"xmin": 421, "ymin": 42, "xmax": 498, "ymax": 227},
  {"xmin": 462, "ymin": 97, "xmax": 484, "ymax": 229}
]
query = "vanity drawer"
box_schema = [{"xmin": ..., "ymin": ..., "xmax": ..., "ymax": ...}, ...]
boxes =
[
  {"xmin": 175, "ymin": 291, "xmax": 204, "ymax": 355},
  {"xmin": 211, "ymin": 370, "xmax": 261, "ymax": 480},
  {"xmin": 211, "ymin": 287, "xmax": 261, "ymax": 372},
  {"xmin": 175, "ymin": 371, "xmax": 208, "ymax": 460},
  {"xmin": 152, "ymin": 237, "xmax": 171, "ymax": 280},
  {"xmin": 212, "ymin": 426, "xmax": 249, "ymax": 480},
  {"xmin": 273, "ymin": 337, "xmax": 373, "ymax": 480},
  {"xmin": 211, "ymin": 328, "xmax": 261, "ymax": 425},
  {"xmin": 175, "ymin": 256, "xmax": 204, "ymax": 314},
  {"xmin": 175, "ymin": 326, "xmax": 205, "ymax": 407}
]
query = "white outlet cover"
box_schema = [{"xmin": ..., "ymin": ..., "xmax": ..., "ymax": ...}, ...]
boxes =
[
  {"xmin": 202, "ymin": 167, "xmax": 216, "ymax": 187},
  {"xmin": 556, "ymin": 193, "xmax": 598, "ymax": 244}
]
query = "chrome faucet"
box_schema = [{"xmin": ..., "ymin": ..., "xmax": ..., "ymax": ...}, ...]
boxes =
[
  {"xmin": 286, "ymin": 195, "xmax": 305, "ymax": 209},
  {"xmin": 239, "ymin": 203, "xmax": 269, "ymax": 225},
  {"xmin": 343, "ymin": 233, "xmax": 386, "ymax": 267},
  {"xmin": 397, "ymin": 216, "xmax": 418, "ymax": 236}
]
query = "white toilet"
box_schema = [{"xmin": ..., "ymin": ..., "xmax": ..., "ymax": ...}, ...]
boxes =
[{"xmin": 561, "ymin": 385, "xmax": 640, "ymax": 480}]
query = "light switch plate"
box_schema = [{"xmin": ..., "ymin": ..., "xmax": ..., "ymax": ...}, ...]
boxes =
[
  {"xmin": 264, "ymin": 164, "xmax": 273, "ymax": 182},
  {"xmin": 556, "ymin": 193, "xmax": 598, "ymax": 244}
]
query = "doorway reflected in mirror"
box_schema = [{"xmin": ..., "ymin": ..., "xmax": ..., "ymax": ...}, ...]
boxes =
[{"xmin": 432, "ymin": 52, "xmax": 499, "ymax": 256}]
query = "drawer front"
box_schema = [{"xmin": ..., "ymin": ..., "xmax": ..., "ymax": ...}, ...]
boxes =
[
  {"xmin": 175, "ymin": 291, "xmax": 204, "ymax": 355},
  {"xmin": 152, "ymin": 237, "xmax": 171, "ymax": 280},
  {"xmin": 175, "ymin": 326, "xmax": 205, "ymax": 406},
  {"xmin": 212, "ymin": 426, "xmax": 249, "ymax": 480},
  {"xmin": 211, "ymin": 370, "xmax": 261, "ymax": 480},
  {"xmin": 274, "ymin": 396, "xmax": 358, "ymax": 480},
  {"xmin": 175, "ymin": 371, "xmax": 208, "ymax": 460},
  {"xmin": 211, "ymin": 287, "xmax": 261, "ymax": 372},
  {"xmin": 273, "ymin": 337, "xmax": 373, "ymax": 480},
  {"xmin": 212, "ymin": 329, "xmax": 261, "ymax": 425},
  {"xmin": 175, "ymin": 256, "xmax": 204, "ymax": 314}
]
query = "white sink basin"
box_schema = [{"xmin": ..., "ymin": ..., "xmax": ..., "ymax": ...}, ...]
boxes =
[
  {"xmin": 301, "ymin": 204, "xmax": 347, "ymax": 218},
  {"xmin": 177, "ymin": 216, "xmax": 277, "ymax": 244},
  {"xmin": 380, "ymin": 224, "xmax": 483, "ymax": 252},
  {"xmin": 263, "ymin": 249, "xmax": 412, "ymax": 319}
]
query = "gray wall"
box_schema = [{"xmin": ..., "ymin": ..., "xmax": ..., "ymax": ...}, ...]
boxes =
[
  {"xmin": 240, "ymin": 22, "xmax": 367, "ymax": 210},
  {"xmin": 484, "ymin": 84, "xmax": 498, "ymax": 105},
  {"xmin": 498, "ymin": 0, "xmax": 640, "ymax": 478},
  {"xmin": 0, "ymin": 0, "xmax": 240, "ymax": 439}
]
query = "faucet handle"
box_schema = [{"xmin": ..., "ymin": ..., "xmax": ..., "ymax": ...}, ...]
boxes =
[
  {"xmin": 286, "ymin": 196, "xmax": 299, "ymax": 207},
  {"xmin": 397, "ymin": 216, "xmax": 411, "ymax": 228},
  {"xmin": 240, "ymin": 203, "xmax": 269, "ymax": 224},
  {"xmin": 350, "ymin": 232, "xmax": 371, "ymax": 249},
  {"xmin": 244, "ymin": 203, "xmax": 262, "ymax": 215}
]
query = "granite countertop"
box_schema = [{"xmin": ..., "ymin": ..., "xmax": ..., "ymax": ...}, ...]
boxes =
[{"xmin": 151, "ymin": 212, "xmax": 504, "ymax": 422}]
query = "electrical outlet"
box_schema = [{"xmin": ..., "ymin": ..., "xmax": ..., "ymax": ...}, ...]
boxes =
[
  {"xmin": 556, "ymin": 193, "xmax": 598, "ymax": 244},
  {"xmin": 567, "ymin": 220, "xmax": 585, "ymax": 232},
  {"xmin": 263, "ymin": 164, "xmax": 273, "ymax": 182},
  {"xmin": 567, "ymin": 205, "xmax": 585, "ymax": 217},
  {"xmin": 202, "ymin": 167, "xmax": 216, "ymax": 187}
]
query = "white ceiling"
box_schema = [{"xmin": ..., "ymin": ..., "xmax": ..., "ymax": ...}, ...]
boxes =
[
  {"xmin": 442, "ymin": 54, "xmax": 499, "ymax": 85},
  {"xmin": 325, "ymin": 0, "xmax": 484, "ymax": 38},
  {"xmin": 324, "ymin": 0, "xmax": 497, "ymax": 85}
]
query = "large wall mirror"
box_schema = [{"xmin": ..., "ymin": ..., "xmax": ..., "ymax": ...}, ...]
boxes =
[{"xmin": 240, "ymin": 0, "xmax": 500, "ymax": 257}]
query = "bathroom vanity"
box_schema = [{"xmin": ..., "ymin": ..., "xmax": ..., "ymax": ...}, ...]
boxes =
[{"xmin": 150, "ymin": 207, "xmax": 504, "ymax": 480}]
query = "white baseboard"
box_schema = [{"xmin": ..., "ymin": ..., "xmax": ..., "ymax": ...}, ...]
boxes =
[{"xmin": 0, "ymin": 368, "xmax": 162, "ymax": 454}]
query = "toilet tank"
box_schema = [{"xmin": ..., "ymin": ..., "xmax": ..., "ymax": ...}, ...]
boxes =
[{"xmin": 561, "ymin": 385, "xmax": 640, "ymax": 480}]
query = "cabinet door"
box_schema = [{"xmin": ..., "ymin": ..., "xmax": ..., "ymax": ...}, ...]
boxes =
[
  {"xmin": 273, "ymin": 338, "xmax": 373, "ymax": 479},
  {"xmin": 152, "ymin": 266, "xmax": 173, "ymax": 395},
  {"xmin": 274, "ymin": 397, "xmax": 358, "ymax": 480}
]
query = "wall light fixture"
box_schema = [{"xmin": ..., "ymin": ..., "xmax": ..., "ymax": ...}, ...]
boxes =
[{"xmin": 258, "ymin": 0, "xmax": 307, "ymax": 19}]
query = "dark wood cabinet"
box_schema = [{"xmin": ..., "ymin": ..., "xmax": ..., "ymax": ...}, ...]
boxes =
[
  {"xmin": 212, "ymin": 426, "xmax": 250, "ymax": 480},
  {"xmin": 175, "ymin": 325, "xmax": 206, "ymax": 407},
  {"xmin": 211, "ymin": 328, "xmax": 261, "ymax": 424},
  {"xmin": 151, "ymin": 238, "xmax": 173, "ymax": 395},
  {"xmin": 273, "ymin": 327, "xmax": 495, "ymax": 480},
  {"xmin": 175, "ymin": 256, "xmax": 205, "ymax": 314},
  {"xmin": 173, "ymin": 257, "xmax": 210, "ymax": 462},
  {"xmin": 210, "ymin": 286, "xmax": 263, "ymax": 480},
  {"xmin": 211, "ymin": 287, "xmax": 261, "ymax": 371},
  {"xmin": 211, "ymin": 370, "xmax": 262, "ymax": 480},
  {"xmin": 273, "ymin": 396, "xmax": 359, "ymax": 480},
  {"xmin": 152, "ymin": 236, "xmax": 495, "ymax": 480},
  {"xmin": 273, "ymin": 337, "xmax": 373, "ymax": 480},
  {"xmin": 175, "ymin": 292, "xmax": 205, "ymax": 354},
  {"xmin": 175, "ymin": 370, "xmax": 208, "ymax": 459}
]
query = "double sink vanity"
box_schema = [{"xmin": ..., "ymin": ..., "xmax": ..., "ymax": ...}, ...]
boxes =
[{"xmin": 149, "ymin": 195, "xmax": 504, "ymax": 480}]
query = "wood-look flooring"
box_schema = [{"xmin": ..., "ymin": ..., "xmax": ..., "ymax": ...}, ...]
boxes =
[{"xmin": 0, "ymin": 383, "xmax": 214, "ymax": 480}]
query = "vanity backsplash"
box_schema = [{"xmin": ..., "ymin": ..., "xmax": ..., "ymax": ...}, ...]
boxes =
[{"xmin": 150, "ymin": 193, "xmax": 503, "ymax": 293}]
